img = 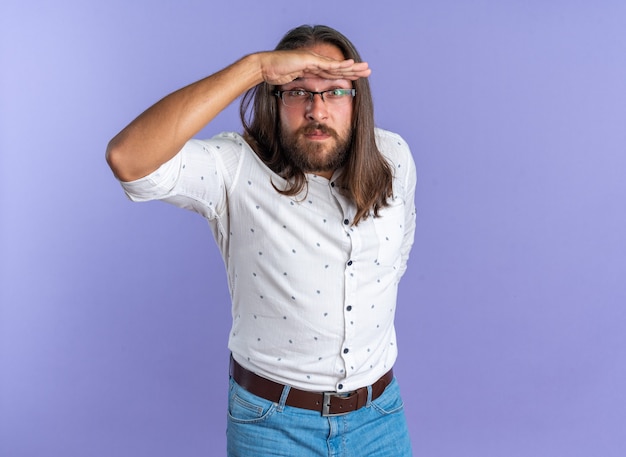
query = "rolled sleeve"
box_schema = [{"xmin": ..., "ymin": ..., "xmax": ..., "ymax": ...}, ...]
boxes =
[
  {"xmin": 119, "ymin": 137, "xmax": 235, "ymax": 220},
  {"xmin": 120, "ymin": 151, "xmax": 183, "ymax": 202}
]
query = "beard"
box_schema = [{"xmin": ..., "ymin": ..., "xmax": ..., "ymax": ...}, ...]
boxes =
[{"xmin": 279, "ymin": 122, "xmax": 351, "ymax": 175}]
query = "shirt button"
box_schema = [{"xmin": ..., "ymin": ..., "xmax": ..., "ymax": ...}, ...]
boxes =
[
  {"xmin": 343, "ymin": 348, "xmax": 349, "ymax": 354},
  {"xmin": 338, "ymin": 384, "xmax": 344, "ymax": 390},
  {"xmin": 343, "ymin": 219, "xmax": 349, "ymax": 225},
  {"xmin": 331, "ymin": 182, "xmax": 335, "ymax": 187},
  {"xmin": 346, "ymin": 305, "xmax": 352, "ymax": 311},
  {"xmin": 347, "ymin": 260, "xmax": 353, "ymax": 266}
]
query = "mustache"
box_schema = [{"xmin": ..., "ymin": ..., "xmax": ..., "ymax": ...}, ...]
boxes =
[{"xmin": 298, "ymin": 123, "xmax": 338, "ymax": 137}]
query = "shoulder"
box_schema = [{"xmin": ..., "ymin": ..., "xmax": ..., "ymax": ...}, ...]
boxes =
[
  {"xmin": 184, "ymin": 132, "xmax": 255, "ymax": 177},
  {"xmin": 187, "ymin": 131, "xmax": 250, "ymax": 155},
  {"xmin": 374, "ymin": 127, "xmax": 408, "ymax": 148},
  {"xmin": 374, "ymin": 127, "xmax": 415, "ymax": 178}
]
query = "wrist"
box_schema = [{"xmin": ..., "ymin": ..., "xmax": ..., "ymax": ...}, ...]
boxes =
[{"xmin": 238, "ymin": 53, "xmax": 266, "ymax": 89}]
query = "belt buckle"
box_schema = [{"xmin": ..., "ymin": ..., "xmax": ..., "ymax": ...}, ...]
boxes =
[{"xmin": 322, "ymin": 392, "xmax": 350, "ymax": 417}]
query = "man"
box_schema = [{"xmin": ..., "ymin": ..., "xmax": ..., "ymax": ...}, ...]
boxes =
[{"xmin": 107, "ymin": 24, "xmax": 416, "ymax": 457}]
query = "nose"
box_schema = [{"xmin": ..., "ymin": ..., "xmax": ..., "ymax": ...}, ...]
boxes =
[{"xmin": 305, "ymin": 93, "xmax": 328, "ymax": 121}]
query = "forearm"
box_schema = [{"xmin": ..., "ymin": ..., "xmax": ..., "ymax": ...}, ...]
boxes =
[{"xmin": 106, "ymin": 54, "xmax": 263, "ymax": 182}]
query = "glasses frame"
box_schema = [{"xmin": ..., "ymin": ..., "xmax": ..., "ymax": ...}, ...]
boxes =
[{"xmin": 274, "ymin": 88, "xmax": 356, "ymax": 107}]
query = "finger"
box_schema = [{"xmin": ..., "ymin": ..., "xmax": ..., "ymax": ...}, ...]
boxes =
[
  {"xmin": 318, "ymin": 59, "xmax": 369, "ymax": 72},
  {"xmin": 306, "ymin": 58, "xmax": 369, "ymax": 73},
  {"xmin": 310, "ymin": 65, "xmax": 372, "ymax": 80}
]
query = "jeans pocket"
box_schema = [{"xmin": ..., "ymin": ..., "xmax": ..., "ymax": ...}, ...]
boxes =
[
  {"xmin": 228, "ymin": 378, "xmax": 277, "ymax": 424},
  {"xmin": 370, "ymin": 379, "xmax": 405, "ymax": 416}
]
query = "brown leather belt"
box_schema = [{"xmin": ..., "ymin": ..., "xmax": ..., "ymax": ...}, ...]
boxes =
[{"xmin": 230, "ymin": 356, "xmax": 393, "ymax": 417}]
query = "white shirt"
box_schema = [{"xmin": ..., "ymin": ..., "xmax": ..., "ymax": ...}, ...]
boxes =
[{"xmin": 120, "ymin": 128, "xmax": 416, "ymax": 392}]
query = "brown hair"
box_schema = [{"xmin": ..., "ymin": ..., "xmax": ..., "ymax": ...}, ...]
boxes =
[{"xmin": 240, "ymin": 24, "xmax": 392, "ymax": 225}]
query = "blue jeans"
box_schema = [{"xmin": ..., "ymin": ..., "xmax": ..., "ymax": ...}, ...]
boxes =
[{"xmin": 226, "ymin": 376, "xmax": 413, "ymax": 457}]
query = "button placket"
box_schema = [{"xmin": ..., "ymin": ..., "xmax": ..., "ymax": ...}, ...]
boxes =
[
  {"xmin": 340, "ymin": 223, "xmax": 361, "ymax": 386},
  {"xmin": 330, "ymin": 180, "xmax": 359, "ymax": 389}
]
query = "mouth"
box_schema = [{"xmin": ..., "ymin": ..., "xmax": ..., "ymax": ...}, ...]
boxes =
[
  {"xmin": 301, "ymin": 124, "xmax": 335, "ymax": 141},
  {"xmin": 304, "ymin": 130, "xmax": 331, "ymax": 141}
]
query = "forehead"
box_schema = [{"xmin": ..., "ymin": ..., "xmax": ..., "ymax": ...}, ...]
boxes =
[{"xmin": 303, "ymin": 42, "xmax": 345, "ymax": 60}]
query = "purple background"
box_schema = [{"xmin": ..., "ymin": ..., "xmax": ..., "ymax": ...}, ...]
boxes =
[{"xmin": 2, "ymin": 1, "xmax": 626, "ymax": 456}]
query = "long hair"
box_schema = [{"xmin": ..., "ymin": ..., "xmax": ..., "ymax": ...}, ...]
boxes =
[{"xmin": 240, "ymin": 25, "xmax": 393, "ymax": 225}]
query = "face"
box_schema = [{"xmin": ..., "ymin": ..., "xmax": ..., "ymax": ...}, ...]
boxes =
[{"xmin": 277, "ymin": 43, "xmax": 354, "ymax": 179}]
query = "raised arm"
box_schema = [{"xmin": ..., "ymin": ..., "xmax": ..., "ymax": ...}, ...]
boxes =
[{"xmin": 105, "ymin": 50, "xmax": 370, "ymax": 182}]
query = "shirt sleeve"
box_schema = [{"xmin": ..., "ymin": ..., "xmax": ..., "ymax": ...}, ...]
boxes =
[
  {"xmin": 398, "ymin": 137, "xmax": 417, "ymax": 279},
  {"xmin": 376, "ymin": 129, "xmax": 417, "ymax": 279},
  {"xmin": 119, "ymin": 133, "xmax": 244, "ymax": 220}
]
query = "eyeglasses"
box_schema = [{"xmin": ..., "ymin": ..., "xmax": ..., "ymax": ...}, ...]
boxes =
[{"xmin": 274, "ymin": 89, "xmax": 356, "ymax": 107}]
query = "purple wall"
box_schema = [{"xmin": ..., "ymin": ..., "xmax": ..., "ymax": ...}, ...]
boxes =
[{"xmin": 2, "ymin": 1, "xmax": 625, "ymax": 456}]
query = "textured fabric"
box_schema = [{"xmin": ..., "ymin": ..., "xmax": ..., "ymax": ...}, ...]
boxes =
[
  {"xmin": 120, "ymin": 128, "xmax": 416, "ymax": 392},
  {"xmin": 226, "ymin": 376, "xmax": 413, "ymax": 457}
]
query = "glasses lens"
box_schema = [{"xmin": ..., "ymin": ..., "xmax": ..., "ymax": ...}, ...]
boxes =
[
  {"xmin": 278, "ymin": 89, "xmax": 355, "ymax": 107},
  {"xmin": 325, "ymin": 89, "xmax": 355, "ymax": 104},
  {"xmin": 282, "ymin": 90, "xmax": 308, "ymax": 107}
]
